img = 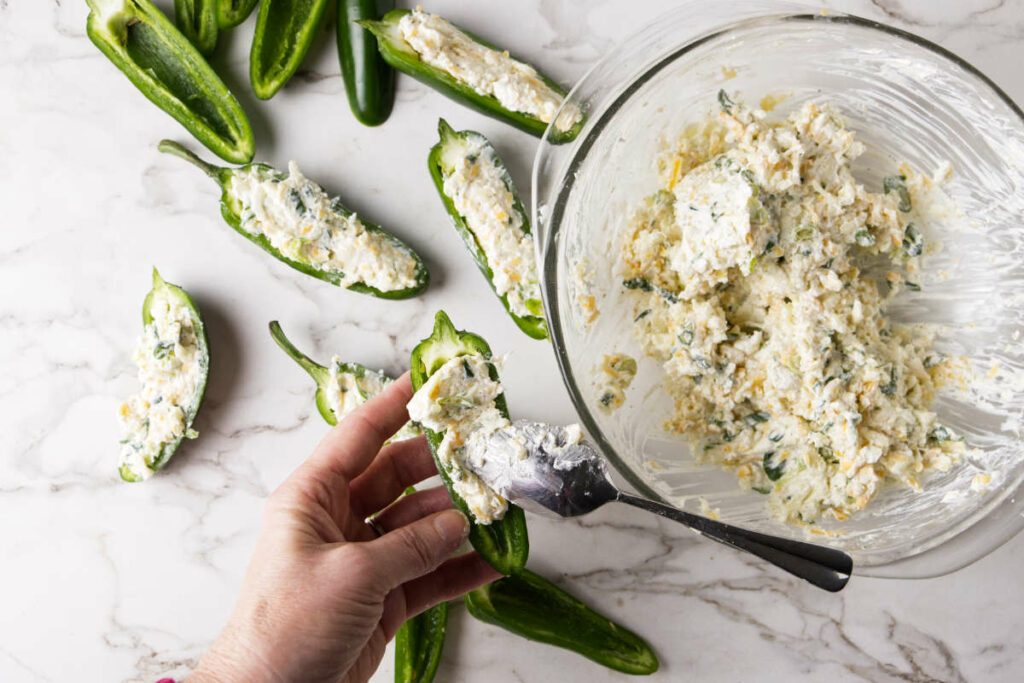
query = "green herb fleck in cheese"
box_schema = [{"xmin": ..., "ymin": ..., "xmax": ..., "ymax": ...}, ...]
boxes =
[
  {"xmin": 398, "ymin": 8, "xmax": 581, "ymax": 132},
  {"xmin": 406, "ymin": 354, "xmax": 509, "ymax": 523},
  {"xmin": 117, "ymin": 294, "xmax": 203, "ymax": 480},
  {"xmin": 621, "ymin": 95, "xmax": 965, "ymax": 523},
  {"xmin": 229, "ymin": 163, "xmax": 418, "ymax": 292}
]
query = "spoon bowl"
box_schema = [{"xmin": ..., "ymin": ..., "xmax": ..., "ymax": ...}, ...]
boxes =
[{"xmin": 470, "ymin": 420, "xmax": 853, "ymax": 592}]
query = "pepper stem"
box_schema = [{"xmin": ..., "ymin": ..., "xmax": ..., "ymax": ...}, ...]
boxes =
[
  {"xmin": 158, "ymin": 139, "xmax": 222, "ymax": 178},
  {"xmin": 268, "ymin": 321, "xmax": 330, "ymax": 384}
]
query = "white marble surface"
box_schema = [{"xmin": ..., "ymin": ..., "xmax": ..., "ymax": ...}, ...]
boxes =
[{"xmin": 2, "ymin": 1, "xmax": 1023, "ymax": 681}]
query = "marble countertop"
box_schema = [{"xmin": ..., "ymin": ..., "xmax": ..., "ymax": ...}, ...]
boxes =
[{"xmin": 3, "ymin": 0, "xmax": 1023, "ymax": 681}]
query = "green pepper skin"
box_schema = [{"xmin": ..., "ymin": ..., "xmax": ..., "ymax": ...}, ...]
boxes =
[
  {"xmin": 395, "ymin": 600, "xmax": 447, "ymax": 683},
  {"xmin": 391, "ymin": 485, "xmax": 449, "ymax": 683},
  {"xmin": 159, "ymin": 140, "xmax": 430, "ymax": 299},
  {"xmin": 121, "ymin": 268, "xmax": 211, "ymax": 482},
  {"xmin": 360, "ymin": 10, "xmax": 584, "ymax": 143},
  {"xmin": 338, "ymin": 0, "xmax": 395, "ymax": 126},
  {"xmin": 410, "ymin": 311, "xmax": 529, "ymax": 575},
  {"xmin": 428, "ymin": 120, "xmax": 548, "ymax": 340},
  {"xmin": 216, "ymin": 0, "xmax": 259, "ymax": 28},
  {"xmin": 174, "ymin": 0, "xmax": 218, "ymax": 55},
  {"xmin": 250, "ymin": 0, "xmax": 332, "ymax": 99},
  {"xmin": 465, "ymin": 568, "xmax": 659, "ymax": 675},
  {"xmin": 86, "ymin": 0, "xmax": 254, "ymax": 164}
]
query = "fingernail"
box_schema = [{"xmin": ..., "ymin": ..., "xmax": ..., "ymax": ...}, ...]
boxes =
[{"xmin": 434, "ymin": 509, "xmax": 469, "ymax": 543}]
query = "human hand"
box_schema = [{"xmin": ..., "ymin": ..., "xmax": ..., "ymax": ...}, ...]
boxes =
[{"xmin": 189, "ymin": 373, "xmax": 501, "ymax": 683}]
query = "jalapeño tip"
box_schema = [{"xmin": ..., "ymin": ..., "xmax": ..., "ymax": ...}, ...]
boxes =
[
  {"xmin": 353, "ymin": 18, "xmax": 383, "ymax": 36},
  {"xmin": 433, "ymin": 309, "xmax": 454, "ymax": 328}
]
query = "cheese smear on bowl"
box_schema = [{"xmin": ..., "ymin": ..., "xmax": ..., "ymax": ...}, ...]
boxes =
[
  {"xmin": 596, "ymin": 353, "xmax": 637, "ymax": 413},
  {"xmin": 117, "ymin": 294, "xmax": 204, "ymax": 480},
  {"xmin": 398, "ymin": 8, "xmax": 581, "ymax": 133},
  {"xmin": 620, "ymin": 95, "xmax": 965, "ymax": 524},
  {"xmin": 406, "ymin": 354, "xmax": 509, "ymax": 523},
  {"xmin": 229, "ymin": 163, "xmax": 419, "ymax": 292}
]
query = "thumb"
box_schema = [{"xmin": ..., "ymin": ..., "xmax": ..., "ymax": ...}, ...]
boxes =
[{"xmin": 366, "ymin": 509, "xmax": 470, "ymax": 590}]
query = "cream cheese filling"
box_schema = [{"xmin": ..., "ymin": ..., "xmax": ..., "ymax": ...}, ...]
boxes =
[
  {"xmin": 406, "ymin": 354, "xmax": 509, "ymax": 523},
  {"xmin": 399, "ymin": 8, "xmax": 581, "ymax": 132},
  {"xmin": 117, "ymin": 292, "xmax": 203, "ymax": 480},
  {"xmin": 325, "ymin": 359, "xmax": 420, "ymax": 442},
  {"xmin": 439, "ymin": 136, "xmax": 542, "ymax": 318},
  {"xmin": 230, "ymin": 163, "xmax": 418, "ymax": 292}
]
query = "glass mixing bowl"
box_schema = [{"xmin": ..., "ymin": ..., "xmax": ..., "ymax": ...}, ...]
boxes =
[{"xmin": 532, "ymin": 1, "xmax": 1024, "ymax": 578}]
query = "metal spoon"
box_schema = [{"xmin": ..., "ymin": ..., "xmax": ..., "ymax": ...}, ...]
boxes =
[{"xmin": 466, "ymin": 420, "xmax": 852, "ymax": 592}]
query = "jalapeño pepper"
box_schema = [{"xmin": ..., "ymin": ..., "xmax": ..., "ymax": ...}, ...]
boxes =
[
  {"xmin": 174, "ymin": 0, "xmax": 218, "ymax": 55},
  {"xmin": 360, "ymin": 9, "xmax": 584, "ymax": 142},
  {"xmin": 118, "ymin": 268, "xmax": 210, "ymax": 482},
  {"xmin": 159, "ymin": 140, "xmax": 430, "ymax": 299},
  {"xmin": 338, "ymin": 0, "xmax": 396, "ymax": 126},
  {"xmin": 250, "ymin": 0, "xmax": 332, "ymax": 99},
  {"xmin": 428, "ymin": 120, "xmax": 547, "ymax": 339},
  {"xmin": 268, "ymin": 321, "xmax": 339, "ymax": 424},
  {"xmin": 268, "ymin": 321, "xmax": 421, "ymax": 441},
  {"xmin": 409, "ymin": 311, "xmax": 529, "ymax": 575},
  {"xmin": 85, "ymin": 0, "xmax": 254, "ymax": 164},
  {"xmin": 395, "ymin": 599, "xmax": 447, "ymax": 683},
  {"xmin": 216, "ymin": 0, "xmax": 258, "ymax": 28},
  {"xmin": 410, "ymin": 312, "xmax": 658, "ymax": 674},
  {"xmin": 394, "ymin": 486, "xmax": 448, "ymax": 683},
  {"xmin": 466, "ymin": 568, "xmax": 659, "ymax": 675}
]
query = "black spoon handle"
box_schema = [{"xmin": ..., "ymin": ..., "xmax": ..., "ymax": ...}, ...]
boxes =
[{"xmin": 616, "ymin": 492, "xmax": 852, "ymax": 592}]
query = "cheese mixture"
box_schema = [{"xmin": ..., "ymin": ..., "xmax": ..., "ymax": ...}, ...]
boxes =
[
  {"xmin": 399, "ymin": 8, "xmax": 581, "ymax": 133},
  {"xmin": 325, "ymin": 360, "xmax": 420, "ymax": 441},
  {"xmin": 229, "ymin": 163, "xmax": 419, "ymax": 292},
  {"xmin": 439, "ymin": 135, "xmax": 543, "ymax": 318},
  {"xmin": 620, "ymin": 94, "xmax": 964, "ymax": 523},
  {"xmin": 117, "ymin": 293, "xmax": 204, "ymax": 480},
  {"xmin": 406, "ymin": 354, "xmax": 509, "ymax": 523},
  {"xmin": 596, "ymin": 354, "xmax": 637, "ymax": 414}
]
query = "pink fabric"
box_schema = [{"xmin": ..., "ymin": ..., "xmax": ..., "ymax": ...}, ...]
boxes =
[{"xmin": 156, "ymin": 679, "xmax": 175, "ymax": 683}]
